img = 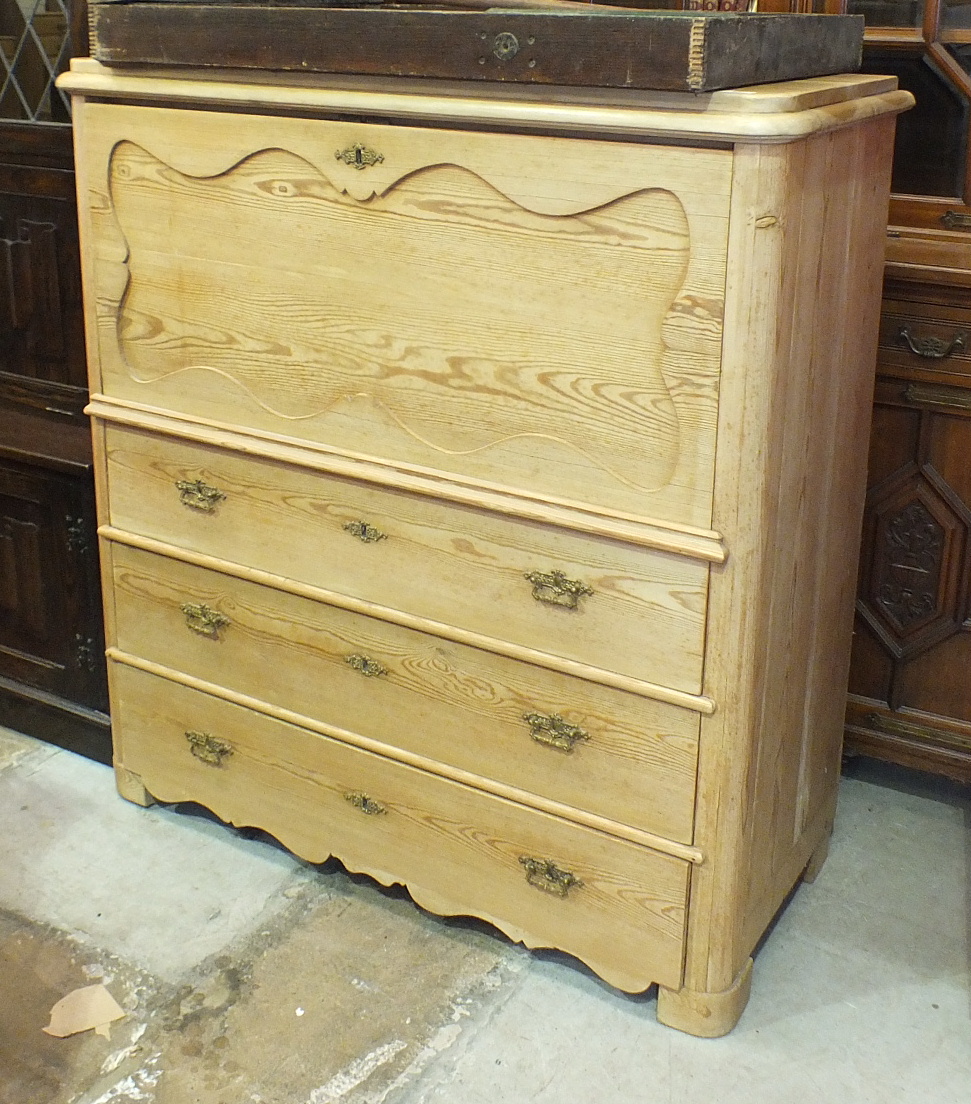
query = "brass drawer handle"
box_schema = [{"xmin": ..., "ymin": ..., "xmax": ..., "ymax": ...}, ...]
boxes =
[
  {"xmin": 523, "ymin": 712, "xmax": 589, "ymax": 753},
  {"xmin": 345, "ymin": 791, "xmax": 386, "ymax": 815},
  {"xmin": 345, "ymin": 653, "xmax": 388, "ymax": 678},
  {"xmin": 185, "ymin": 730, "xmax": 233, "ymax": 766},
  {"xmin": 176, "ymin": 479, "xmax": 226, "ymax": 512},
  {"xmin": 940, "ymin": 210, "xmax": 971, "ymax": 230},
  {"xmin": 519, "ymin": 856, "xmax": 583, "ymax": 898},
  {"xmin": 335, "ymin": 143, "xmax": 385, "ymax": 170},
  {"xmin": 342, "ymin": 520, "xmax": 388, "ymax": 544},
  {"xmin": 903, "ymin": 382, "xmax": 971, "ymax": 412},
  {"xmin": 524, "ymin": 569, "xmax": 593, "ymax": 610},
  {"xmin": 181, "ymin": 602, "xmax": 230, "ymax": 640},
  {"xmin": 897, "ymin": 326, "xmax": 968, "ymax": 360}
]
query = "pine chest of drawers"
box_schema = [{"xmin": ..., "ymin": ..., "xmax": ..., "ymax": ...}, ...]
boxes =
[{"xmin": 60, "ymin": 60, "xmax": 910, "ymax": 1035}]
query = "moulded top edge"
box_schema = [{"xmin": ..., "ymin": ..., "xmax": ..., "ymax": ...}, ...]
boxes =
[{"xmin": 58, "ymin": 61, "xmax": 912, "ymax": 144}]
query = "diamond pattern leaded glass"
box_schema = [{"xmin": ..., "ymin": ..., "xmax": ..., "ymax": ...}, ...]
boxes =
[{"xmin": 0, "ymin": 0, "xmax": 72, "ymax": 124}]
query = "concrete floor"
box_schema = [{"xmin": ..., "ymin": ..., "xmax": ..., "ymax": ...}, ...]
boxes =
[{"xmin": 1, "ymin": 726, "xmax": 968, "ymax": 1104}]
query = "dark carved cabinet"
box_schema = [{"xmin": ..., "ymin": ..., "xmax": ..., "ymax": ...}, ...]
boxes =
[
  {"xmin": 846, "ymin": 273, "xmax": 971, "ymax": 781},
  {"xmin": 0, "ymin": 0, "xmax": 109, "ymax": 760},
  {"xmin": 837, "ymin": 0, "xmax": 971, "ymax": 781}
]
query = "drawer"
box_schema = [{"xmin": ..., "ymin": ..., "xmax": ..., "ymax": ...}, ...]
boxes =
[
  {"xmin": 86, "ymin": 103, "xmax": 730, "ymax": 528},
  {"xmin": 109, "ymin": 542, "xmax": 700, "ymax": 843},
  {"xmin": 878, "ymin": 299, "xmax": 971, "ymax": 381},
  {"xmin": 103, "ymin": 424, "xmax": 709, "ymax": 694},
  {"xmin": 110, "ymin": 660, "xmax": 690, "ymax": 993}
]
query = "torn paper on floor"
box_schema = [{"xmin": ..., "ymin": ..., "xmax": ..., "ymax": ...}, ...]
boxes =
[{"xmin": 43, "ymin": 983, "xmax": 126, "ymax": 1039}]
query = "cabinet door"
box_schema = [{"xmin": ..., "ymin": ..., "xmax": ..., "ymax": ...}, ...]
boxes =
[
  {"xmin": 79, "ymin": 102, "xmax": 730, "ymax": 528},
  {"xmin": 0, "ymin": 0, "xmax": 88, "ymax": 416},
  {"xmin": 0, "ymin": 162, "xmax": 87, "ymax": 415},
  {"xmin": 846, "ymin": 376, "xmax": 971, "ymax": 779},
  {"xmin": 0, "ymin": 457, "xmax": 107, "ymax": 712}
]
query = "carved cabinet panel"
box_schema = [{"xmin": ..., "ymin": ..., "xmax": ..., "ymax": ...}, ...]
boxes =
[
  {"xmin": 0, "ymin": 181, "xmax": 87, "ymax": 410},
  {"xmin": 0, "ymin": 454, "xmax": 106, "ymax": 711},
  {"xmin": 846, "ymin": 278, "xmax": 971, "ymax": 781}
]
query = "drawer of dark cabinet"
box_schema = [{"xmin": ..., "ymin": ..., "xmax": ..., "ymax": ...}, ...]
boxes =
[{"xmin": 878, "ymin": 299, "xmax": 971, "ymax": 380}]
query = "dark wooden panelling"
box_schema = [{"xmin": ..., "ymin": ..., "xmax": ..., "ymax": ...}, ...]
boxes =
[
  {"xmin": 846, "ymin": 279, "xmax": 971, "ymax": 780},
  {"xmin": 0, "ymin": 183, "xmax": 87, "ymax": 400},
  {"xmin": 0, "ymin": 456, "xmax": 107, "ymax": 714},
  {"xmin": 0, "ymin": 1, "xmax": 109, "ymax": 761}
]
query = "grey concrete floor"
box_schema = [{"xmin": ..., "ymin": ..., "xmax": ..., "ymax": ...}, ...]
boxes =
[{"xmin": 1, "ymin": 725, "xmax": 968, "ymax": 1104}]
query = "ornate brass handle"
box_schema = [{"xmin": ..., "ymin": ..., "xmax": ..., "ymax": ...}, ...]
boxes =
[
  {"xmin": 185, "ymin": 730, "xmax": 233, "ymax": 766},
  {"xmin": 524, "ymin": 569, "xmax": 593, "ymax": 610},
  {"xmin": 345, "ymin": 654, "xmax": 388, "ymax": 678},
  {"xmin": 519, "ymin": 856, "xmax": 582, "ymax": 898},
  {"xmin": 897, "ymin": 327, "xmax": 968, "ymax": 360},
  {"xmin": 345, "ymin": 791, "xmax": 387, "ymax": 815},
  {"xmin": 335, "ymin": 143, "xmax": 384, "ymax": 170},
  {"xmin": 343, "ymin": 520, "xmax": 388, "ymax": 544},
  {"xmin": 903, "ymin": 382, "xmax": 971, "ymax": 412},
  {"xmin": 523, "ymin": 712, "xmax": 589, "ymax": 753},
  {"xmin": 176, "ymin": 479, "xmax": 226, "ymax": 513},
  {"xmin": 181, "ymin": 602, "xmax": 230, "ymax": 640},
  {"xmin": 940, "ymin": 210, "xmax": 971, "ymax": 230}
]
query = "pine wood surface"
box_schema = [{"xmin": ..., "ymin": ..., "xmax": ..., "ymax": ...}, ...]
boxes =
[
  {"xmin": 680, "ymin": 115, "xmax": 896, "ymax": 1004},
  {"xmin": 107, "ymin": 540, "xmax": 700, "ymax": 843},
  {"xmin": 109, "ymin": 658, "xmax": 691, "ymax": 993},
  {"xmin": 101, "ymin": 424, "xmax": 710, "ymax": 694},
  {"xmin": 81, "ymin": 103, "xmax": 730, "ymax": 529},
  {"xmin": 87, "ymin": 398, "xmax": 728, "ymax": 564},
  {"xmin": 58, "ymin": 61, "xmax": 911, "ymax": 144}
]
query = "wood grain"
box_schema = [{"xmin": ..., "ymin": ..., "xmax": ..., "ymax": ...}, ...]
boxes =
[
  {"xmin": 683, "ymin": 114, "xmax": 895, "ymax": 1007},
  {"xmin": 83, "ymin": 101, "xmax": 730, "ymax": 528},
  {"xmin": 102, "ymin": 423, "xmax": 711, "ymax": 694},
  {"xmin": 108, "ymin": 540, "xmax": 700, "ymax": 843},
  {"xmin": 88, "ymin": 397, "xmax": 728, "ymax": 563},
  {"xmin": 57, "ymin": 61, "xmax": 912, "ymax": 144},
  {"xmin": 111, "ymin": 658, "xmax": 690, "ymax": 993}
]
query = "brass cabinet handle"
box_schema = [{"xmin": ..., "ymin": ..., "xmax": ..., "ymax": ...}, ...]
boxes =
[
  {"xmin": 345, "ymin": 791, "xmax": 386, "ymax": 815},
  {"xmin": 185, "ymin": 730, "xmax": 233, "ymax": 766},
  {"xmin": 524, "ymin": 569, "xmax": 593, "ymax": 610},
  {"xmin": 176, "ymin": 479, "xmax": 226, "ymax": 512},
  {"xmin": 519, "ymin": 856, "xmax": 582, "ymax": 898},
  {"xmin": 903, "ymin": 382, "xmax": 971, "ymax": 412},
  {"xmin": 345, "ymin": 653, "xmax": 388, "ymax": 678},
  {"xmin": 940, "ymin": 210, "xmax": 971, "ymax": 230},
  {"xmin": 181, "ymin": 602, "xmax": 230, "ymax": 640},
  {"xmin": 335, "ymin": 143, "xmax": 384, "ymax": 170},
  {"xmin": 897, "ymin": 326, "xmax": 968, "ymax": 360},
  {"xmin": 342, "ymin": 520, "xmax": 388, "ymax": 543},
  {"xmin": 522, "ymin": 711, "xmax": 589, "ymax": 753}
]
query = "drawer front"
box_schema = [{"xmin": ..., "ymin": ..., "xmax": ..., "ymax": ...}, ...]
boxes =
[
  {"xmin": 82, "ymin": 102, "xmax": 730, "ymax": 528},
  {"xmin": 110, "ymin": 660, "xmax": 690, "ymax": 993},
  {"xmin": 103, "ymin": 425, "xmax": 709, "ymax": 694},
  {"xmin": 110, "ymin": 542, "xmax": 700, "ymax": 843},
  {"xmin": 878, "ymin": 299, "xmax": 971, "ymax": 381}
]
